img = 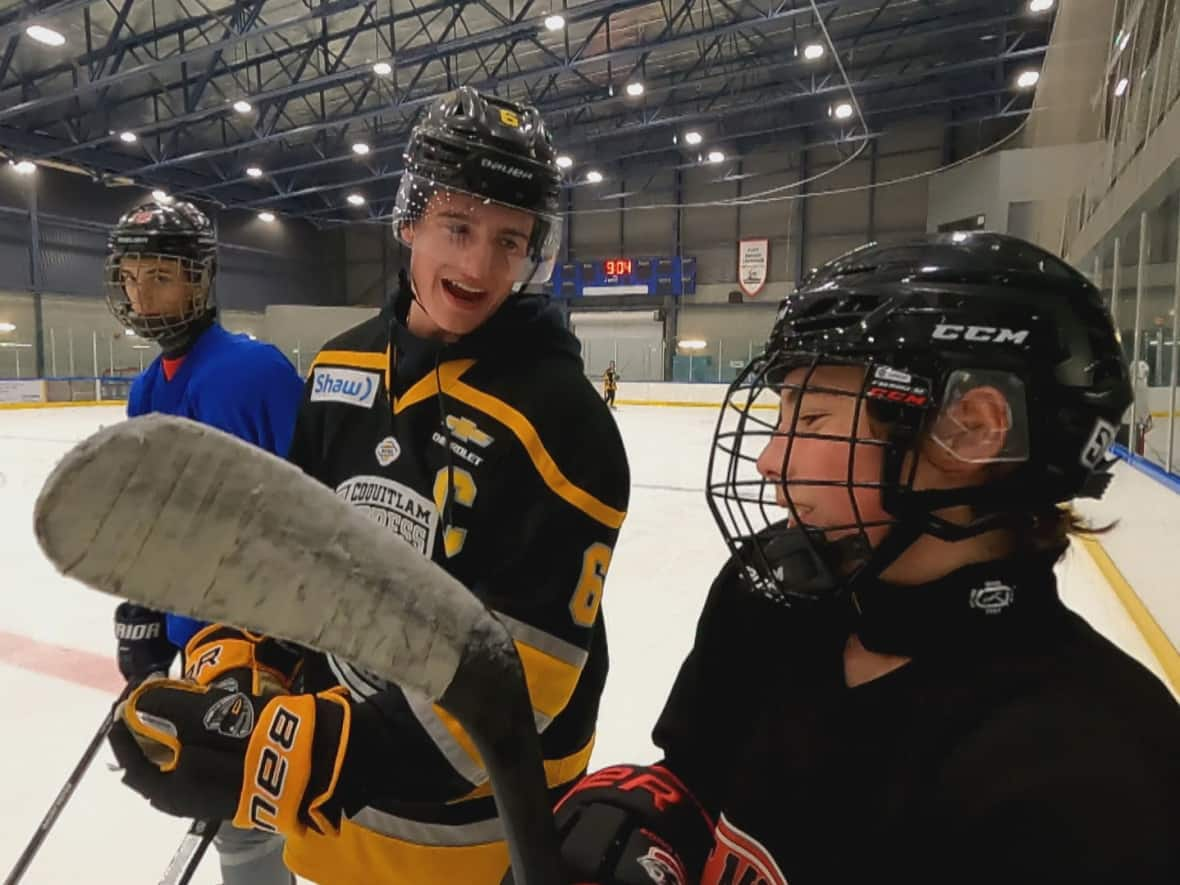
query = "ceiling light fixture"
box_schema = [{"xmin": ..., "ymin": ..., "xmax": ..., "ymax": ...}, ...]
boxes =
[
  {"xmin": 26, "ymin": 25, "xmax": 65, "ymax": 47},
  {"xmin": 1017, "ymin": 70, "xmax": 1040, "ymax": 89}
]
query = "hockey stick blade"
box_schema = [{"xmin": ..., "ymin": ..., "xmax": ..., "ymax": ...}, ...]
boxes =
[{"xmin": 33, "ymin": 415, "xmax": 565, "ymax": 885}]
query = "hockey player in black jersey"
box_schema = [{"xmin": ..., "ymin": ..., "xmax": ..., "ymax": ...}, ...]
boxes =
[
  {"xmin": 552, "ymin": 233, "xmax": 1180, "ymax": 885},
  {"xmin": 107, "ymin": 87, "xmax": 629, "ymax": 884}
]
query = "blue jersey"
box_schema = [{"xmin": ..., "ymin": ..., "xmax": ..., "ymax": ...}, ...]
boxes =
[{"xmin": 127, "ymin": 322, "xmax": 303, "ymax": 649}]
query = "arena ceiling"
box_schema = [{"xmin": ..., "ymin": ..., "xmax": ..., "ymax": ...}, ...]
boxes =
[{"xmin": 0, "ymin": 0, "xmax": 1055, "ymax": 226}]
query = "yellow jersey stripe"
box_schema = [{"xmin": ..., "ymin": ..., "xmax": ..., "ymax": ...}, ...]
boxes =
[
  {"xmin": 390, "ymin": 357, "xmax": 625, "ymax": 529},
  {"xmin": 515, "ymin": 639, "xmax": 583, "ymax": 722},
  {"xmin": 460, "ymin": 735, "xmax": 595, "ymax": 801},
  {"xmin": 448, "ymin": 377, "xmax": 626, "ymax": 530},
  {"xmin": 392, "ymin": 359, "xmax": 475, "ymax": 414},
  {"xmin": 310, "ymin": 350, "xmax": 387, "ymax": 372},
  {"xmin": 284, "ymin": 819, "xmax": 510, "ymax": 884},
  {"xmin": 426, "ymin": 635, "xmax": 585, "ymax": 781}
]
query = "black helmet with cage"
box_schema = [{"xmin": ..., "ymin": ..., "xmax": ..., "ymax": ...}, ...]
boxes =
[
  {"xmin": 392, "ymin": 86, "xmax": 564, "ymax": 291},
  {"xmin": 708, "ymin": 231, "xmax": 1131, "ymax": 606},
  {"xmin": 104, "ymin": 200, "xmax": 217, "ymax": 348}
]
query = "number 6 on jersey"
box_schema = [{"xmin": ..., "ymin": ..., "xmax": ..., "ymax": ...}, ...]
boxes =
[{"xmin": 570, "ymin": 542, "xmax": 612, "ymax": 627}]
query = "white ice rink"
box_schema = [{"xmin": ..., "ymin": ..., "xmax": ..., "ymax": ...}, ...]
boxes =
[{"xmin": 0, "ymin": 404, "xmax": 1169, "ymax": 884}]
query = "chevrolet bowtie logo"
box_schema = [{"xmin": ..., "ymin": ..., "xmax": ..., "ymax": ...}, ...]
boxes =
[{"xmin": 446, "ymin": 415, "xmax": 494, "ymax": 448}]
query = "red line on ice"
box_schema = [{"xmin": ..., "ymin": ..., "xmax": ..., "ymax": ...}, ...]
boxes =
[{"xmin": 0, "ymin": 631, "xmax": 122, "ymax": 694}]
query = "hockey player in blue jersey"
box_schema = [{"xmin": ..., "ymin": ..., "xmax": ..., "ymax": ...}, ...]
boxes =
[{"xmin": 104, "ymin": 199, "xmax": 304, "ymax": 885}]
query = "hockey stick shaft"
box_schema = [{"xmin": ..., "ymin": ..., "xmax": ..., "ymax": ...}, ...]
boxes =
[
  {"xmin": 2, "ymin": 682, "xmax": 134, "ymax": 885},
  {"xmin": 158, "ymin": 819, "xmax": 219, "ymax": 885}
]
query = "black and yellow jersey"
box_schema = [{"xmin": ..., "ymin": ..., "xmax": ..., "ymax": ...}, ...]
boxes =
[{"xmin": 282, "ymin": 288, "xmax": 629, "ymax": 884}]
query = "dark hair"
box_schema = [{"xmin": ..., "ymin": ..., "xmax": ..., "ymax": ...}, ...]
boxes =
[{"xmin": 1025, "ymin": 505, "xmax": 1114, "ymax": 557}]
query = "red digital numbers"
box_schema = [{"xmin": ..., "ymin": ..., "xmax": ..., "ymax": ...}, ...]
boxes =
[{"xmin": 604, "ymin": 258, "xmax": 633, "ymax": 277}]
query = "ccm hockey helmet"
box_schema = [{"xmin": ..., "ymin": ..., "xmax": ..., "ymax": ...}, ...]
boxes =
[{"xmin": 708, "ymin": 232, "xmax": 1131, "ymax": 604}]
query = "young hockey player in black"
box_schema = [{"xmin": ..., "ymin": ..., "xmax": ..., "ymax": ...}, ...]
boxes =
[
  {"xmin": 107, "ymin": 88, "xmax": 629, "ymax": 884},
  {"xmin": 551, "ymin": 233, "xmax": 1180, "ymax": 885}
]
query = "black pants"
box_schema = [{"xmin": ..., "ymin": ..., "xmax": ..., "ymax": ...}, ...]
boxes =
[{"xmin": 604, "ymin": 389, "xmax": 616, "ymax": 407}]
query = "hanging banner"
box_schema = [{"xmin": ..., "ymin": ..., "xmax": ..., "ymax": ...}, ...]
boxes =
[{"xmin": 738, "ymin": 239, "xmax": 769, "ymax": 297}]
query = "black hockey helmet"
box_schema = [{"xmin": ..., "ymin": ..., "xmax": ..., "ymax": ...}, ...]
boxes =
[
  {"xmin": 708, "ymin": 231, "xmax": 1131, "ymax": 604},
  {"xmin": 104, "ymin": 200, "xmax": 217, "ymax": 346},
  {"xmin": 393, "ymin": 87, "xmax": 564, "ymax": 287}
]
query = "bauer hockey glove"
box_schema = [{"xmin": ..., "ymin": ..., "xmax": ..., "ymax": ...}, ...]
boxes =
[
  {"xmin": 182, "ymin": 624, "xmax": 303, "ymax": 695},
  {"xmin": 547, "ymin": 764, "xmax": 715, "ymax": 885},
  {"xmin": 108, "ymin": 677, "xmax": 350, "ymax": 835},
  {"xmin": 114, "ymin": 602, "xmax": 177, "ymax": 681}
]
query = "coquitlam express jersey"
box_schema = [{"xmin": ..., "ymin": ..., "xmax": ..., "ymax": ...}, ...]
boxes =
[
  {"xmin": 282, "ymin": 291, "xmax": 630, "ymax": 884},
  {"xmin": 655, "ymin": 553, "xmax": 1180, "ymax": 885}
]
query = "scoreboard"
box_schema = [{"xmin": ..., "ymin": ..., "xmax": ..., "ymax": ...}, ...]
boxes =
[{"xmin": 548, "ymin": 256, "xmax": 696, "ymax": 298}]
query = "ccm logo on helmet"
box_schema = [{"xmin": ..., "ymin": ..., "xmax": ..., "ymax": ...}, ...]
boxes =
[{"xmin": 932, "ymin": 324, "xmax": 1030, "ymax": 345}]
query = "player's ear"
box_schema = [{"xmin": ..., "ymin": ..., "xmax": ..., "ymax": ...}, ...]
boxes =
[
  {"xmin": 923, "ymin": 385, "xmax": 1010, "ymax": 474},
  {"xmin": 400, "ymin": 222, "xmax": 415, "ymax": 246}
]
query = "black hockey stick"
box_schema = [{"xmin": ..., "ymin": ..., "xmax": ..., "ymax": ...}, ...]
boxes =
[
  {"xmin": 158, "ymin": 819, "xmax": 219, "ymax": 885},
  {"xmin": 3, "ymin": 682, "xmax": 135, "ymax": 885},
  {"xmin": 33, "ymin": 415, "xmax": 566, "ymax": 885}
]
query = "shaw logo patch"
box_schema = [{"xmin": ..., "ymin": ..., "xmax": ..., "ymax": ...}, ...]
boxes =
[
  {"xmin": 375, "ymin": 436, "xmax": 401, "ymax": 466},
  {"xmin": 311, "ymin": 366, "xmax": 379, "ymax": 408}
]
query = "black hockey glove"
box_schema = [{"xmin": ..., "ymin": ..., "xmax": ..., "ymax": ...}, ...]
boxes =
[
  {"xmin": 543, "ymin": 764, "xmax": 714, "ymax": 885},
  {"xmin": 114, "ymin": 602, "xmax": 177, "ymax": 681},
  {"xmin": 108, "ymin": 677, "xmax": 351, "ymax": 837}
]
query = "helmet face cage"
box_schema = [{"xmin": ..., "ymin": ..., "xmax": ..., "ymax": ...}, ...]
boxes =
[
  {"xmin": 707, "ymin": 346, "xmax": 1033, "ymax": 606},
  {"xmin": 103, "ymin": 250, "xmax": 214, "ymax": 342},
  {"xmin": 392, "ymin": 172, "xmax": 562, "ymax": 290}
]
